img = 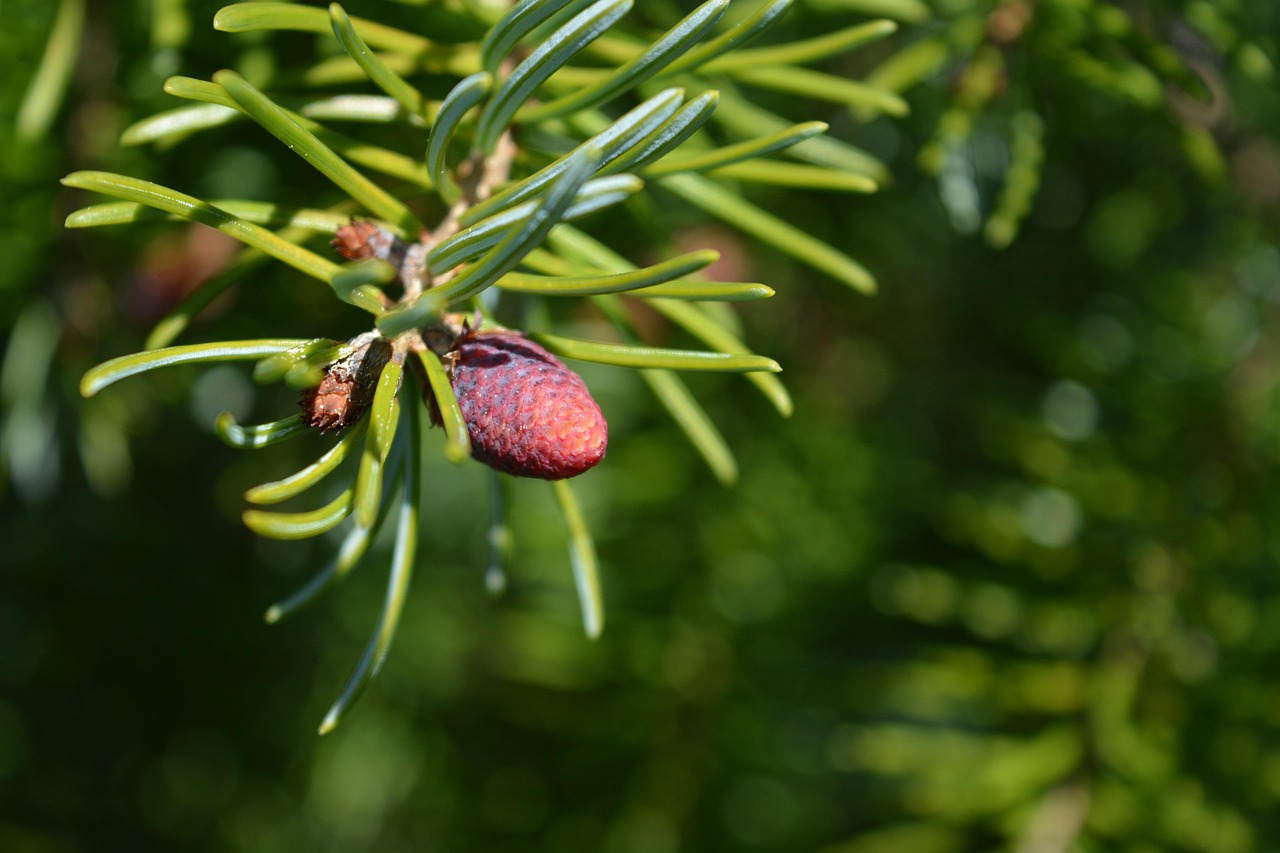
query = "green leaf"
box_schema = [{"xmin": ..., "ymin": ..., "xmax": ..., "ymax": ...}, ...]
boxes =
[
  {"xmin": 658, "ymin": 171, "xmax": 876, "ymax": 295},
  {"xmin": 642, "ymin": 120, "xmax": 827, "ymax": 176},
  {"xmin": 253, "ymin": 338, "xmax": 342, "ymax": 384},
  {"xmin": 428, "ymin": 146, "xmax": 603, "ymax": 303},
  {"xmin": 215, "ymin": 70, "xmax": 425, "ymax": 234},
  {"xmin": 863, "ymin": 33, "xmax": 950, "ymax": 96},
  {"xmin": 428, "ymin": 71, "xmax": 492, "ymax": 203},
  {"xmin": 120, "ymin": 103, "xmax": 241, "ymax": 146},
  {"xmin": 63, "ymin": 200, "xmax": 169, "ymax": 229},
  {"xmin": 245, "ymin": 420, "xmax": 369, "ymax": 504},
  {"xmin": 640, "ymin": 369, "xmax": 736, "ymax": 485},
  {"xmin": 65, "ymin": 199, "xmax": 357, "ymax": 232},
  {"xmin": 294, "ymin": 50, "xmax": 465, "ymax": 90},
  {"xmin": 160, "ymin": 78, "xmax": 433, "ymax": 188},
  {"xmin": 574, "ymin": 281, "xmax": 740, "ymax": 482},
  {"xmin": 645, "ymin": 297, "xmax": 793, "ymax": 415},
  {"xmin": 264, "ymin": 444, "xmax": 403, "ymax": 623},
  {"xmin": 416, "ymin": 350, "xmax": 470, "ymax": 465},
  {"xmin": 329, "ymin": 3, "xmax": 429, "ymax": 120},
  {"xmin": 984, "ymin": 110, "xmax": 1045, "ymax": 249},
  {"xmin": 474, "ymin": 0, "xmax": 633, "ymax": 153},
  {"xmin": 284, "ymin": 350, "xmax": 341, "ymax": 389},
  {"xmin": 310, "ymin": 131, "xmax": 434, "ymax": 189},
  {"xmin": 525, "ymin": 0, "xmax": 601, "ymax": 45},
  {"xmin": 15, "ymin": 0, "xmax": 85, "ymax": 141},
  {"xmin": 215, "ymin": 412, "xmax": 310, "ymax": 449},
  {"xmin": 804, "ymin": 0, "xmax": 930, "ymax": 23},
  {"xmin": 330, "ymin": 260, "xmax": 393, "ymax": 314},
  {"xmin": 352, "ymin": 359, "xmax": 403, "ymax": 528},
  {"xmin": 659, "ymin": 0, "xmax": 793, "ymax": 76},
  {"xmin": 508, "ymin": 252, "xmax": 776, "ymax": 301},
  {"xmin": 461, "ymin": 88, "xmax": 683, "ymax": 225},
  {"xmin": 700, "ymin": 19, "xmax": 897, "ymax": 71},
  {"xmin": 481, "ymin": 0, "xmax": 575, "ymax": 75},
  {"xmin": 712, "ymin": 89, "xmax": 887, "ymax": 181},
  {"xmin": 519, "ymin": 246, "xmax": 597, "ymax": 276},
  {"xmin": 543, "ymin": 219, "xmax": 632, "ymax": 269},
  {"xmin": 214, "ymin": 2, "xmax": 436, "ymax": 54},
  {"xmin": 266, "ymin": 528, "xmax": 369, "ymax": 623},
  {"xmin": 161, "ymin": 75, "xmax": 235, "ymax": 108},
  {"xmin": 707, "ymin": 159, "xmax": 878, "ymax": 193},
  {"xmin": 379, "ymin": 145, "xmax": 602, "ymax": 335},
  {"xmin": 62, "ymin": 171, "xmax": 344, "ymax": 283},
  {"xmin": 631, "ymin": 280, "xmax": 774, "ymax": 301},
  {"xmin": 367, "ymin": 356, "xmax": 405, "ymax": 443},
  {"xmin": 599, "ymin": 90, "xmax": 719, "ymax": 175},
  {"xmin": 531, "ymin": 333, "xmax": 781, "ymax": 372},
  {"xmin": 551, "ymin": 479, "xmax": 603, "ymax": 639},
  {"xmin": 497, "ymin": 249, "xmax": 715, "ymax": 295},
  {"xmin": 521, "ymin": 0, "xmax": 727, "ymax": 123},
  {"xmin": 243, "ymin": 488, "xmax": 354, "ymax": 540},
  {"xmin": 427, "ymin": 174, "xmax": 642, "ymax": 274},
  {"xmin": 80, "ymin": 339, "xmax": 306, "ymax": 397},
  {"xmin": 121, "ymin": 94, "xmax": 423, "ymax": 149},
  {"xmin": 293, "ymin": 94, "xmax": 429, "ymax": 126},
  {"xmin": 319, "ymin": 395, "xmax": 421, "ymax": 734},
  {"xmin": 546, "ymin": 225, "xmax": 792, "ymax": 413},
  {"xmin": 729, "ymin": 65, "xmax": 909, "ymax": 116}
]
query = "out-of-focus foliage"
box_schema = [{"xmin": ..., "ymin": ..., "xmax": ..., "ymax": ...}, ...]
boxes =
[
  {"xmin": 5, "ymin": 0, "xmax": 1280, "ymax": 851},
  {"xmin": 802, "ymin": 1, "xmax": 1280, "ymax": 849},
  {"xmin": 867, "ymin": 0, "xmax": 1277, "ymax": 248},
  {"xmin": 1, "ymin": 0, "xmax": 267, "ymax": 506}
]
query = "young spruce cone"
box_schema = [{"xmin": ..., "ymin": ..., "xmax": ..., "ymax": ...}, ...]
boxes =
[{"xmin": 439, "ymin": 329, "xmax": 607, "ymax": 480}]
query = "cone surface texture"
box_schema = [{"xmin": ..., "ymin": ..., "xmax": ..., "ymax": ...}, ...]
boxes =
[{"xmin": 449, "ymin": 331, "xmax": 607, "ymax": 479}]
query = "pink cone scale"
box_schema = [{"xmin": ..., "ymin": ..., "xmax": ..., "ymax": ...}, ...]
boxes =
[{"xmin": 444, "ymin": 330, "xmax": 607, "ymax": 480}]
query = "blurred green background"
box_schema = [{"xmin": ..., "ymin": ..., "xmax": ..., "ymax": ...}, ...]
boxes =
[{"xmin": 5, "ymin": 0, "xmax": 1280, "ymax": 851}]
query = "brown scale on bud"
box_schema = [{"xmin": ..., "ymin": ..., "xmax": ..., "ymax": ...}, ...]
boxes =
[
  {"xmin": 331, "ymin": 220, "xmax": 383, "ymax": 260},
  {"xmin": 299, "ymin": 334, "xmax": 393, "ymax": 432},
  {"xmin": 331, "ymin": 219, "xmax": 411, "ymax": 266},
  {"xmin": 331, "ymin": 219, "xmax": 427, "ymax": 296}
]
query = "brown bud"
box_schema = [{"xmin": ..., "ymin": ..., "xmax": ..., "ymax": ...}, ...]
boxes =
[
  {"xmin": 331, "ymin": 220, "xmax": 385, "ymax": 261},
  {"xmin": 299, "ymin": 335, "xmax": 392, "ymax": 431}
]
